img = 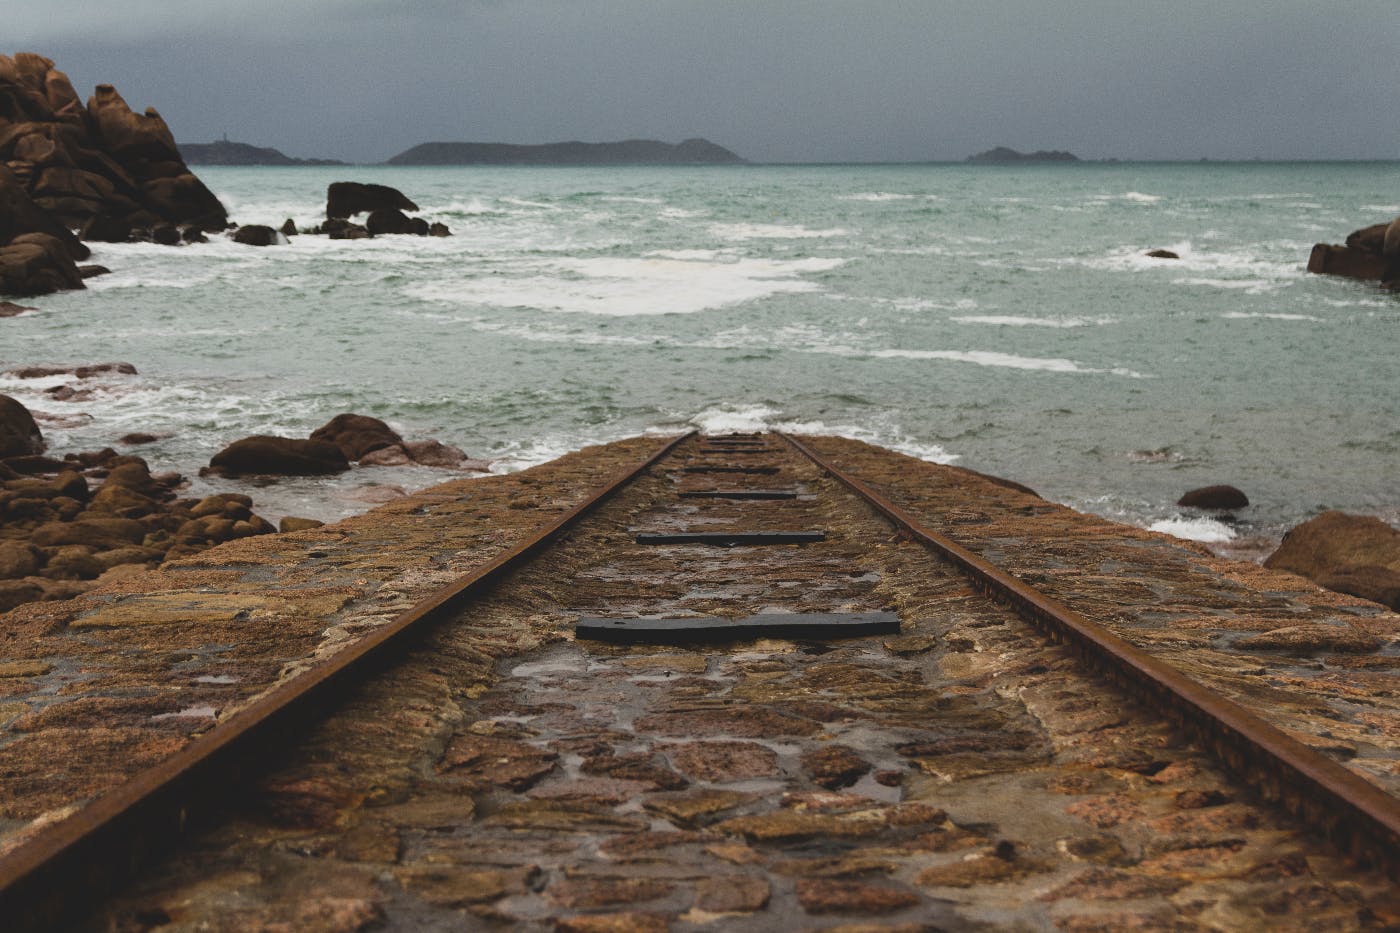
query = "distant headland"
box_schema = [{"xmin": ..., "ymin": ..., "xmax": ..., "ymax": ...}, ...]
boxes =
[
  {"xmin": 966, "ymin": 146, "xmax": 1080, "ymax": 163},
  {"xmin": 385, "ymin": 138, "xmax": 745, "ymax": 166},
  {"xmin": 180, "ymin": 140, "xmax": 345, "ymax": 166}
]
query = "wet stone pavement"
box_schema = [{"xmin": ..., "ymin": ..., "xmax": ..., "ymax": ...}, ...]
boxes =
[{"xmin": 85, "ymin": 435, "xmax": 1400, "ymax": 930}]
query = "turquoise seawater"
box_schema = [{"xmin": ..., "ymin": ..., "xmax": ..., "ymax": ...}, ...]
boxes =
[{"xmin": 2, "ymin": 163, "xmax": 1397, "ymax": 548}]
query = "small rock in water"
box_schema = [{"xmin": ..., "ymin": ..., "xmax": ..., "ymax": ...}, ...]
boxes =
[
  {"xmin": 232, "ymin": 224, "xmax": 280, "ymax": 246},
  {"xmin": 1145, "ymin": 249, "xmax": 1180, "ymax": 259},
  {"xmin": 280, "ymin": 218, "xmax": 297, "ymax": 236},
  {"xmin": 0, "ymin": 300, "xmax": 37, "ymax": 317},
  {"xmin": 1177, "ymin": 485, "xmax": 1248, "ymax": 510}
]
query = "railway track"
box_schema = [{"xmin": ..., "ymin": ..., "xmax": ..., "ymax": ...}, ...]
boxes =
[{"xmin": 2, "ymin": 431, "xmax": 1398, "ymax": 930}]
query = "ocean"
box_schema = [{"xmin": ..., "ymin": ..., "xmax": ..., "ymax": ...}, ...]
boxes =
[{"xmin": 2, "ymin": 162, "xmax": 1397, "ymax": 554}]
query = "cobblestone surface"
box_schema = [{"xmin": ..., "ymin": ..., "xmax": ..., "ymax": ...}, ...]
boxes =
[{"xmin": 81, "ymin": 435, "xmax": 1398, "ymax": 931}]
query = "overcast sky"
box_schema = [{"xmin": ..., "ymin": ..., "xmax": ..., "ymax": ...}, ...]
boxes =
[{"xmin": 12, "ymin": 1, "xmax": 1400, "ymax": 164}]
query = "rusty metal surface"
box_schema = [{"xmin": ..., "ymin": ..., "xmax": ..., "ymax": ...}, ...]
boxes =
[
  {"xmin": 778, "ymin": 431, "xmax": 1400, "ymax": 875},
  {"xmin": 0, "ymin": 431, "xmax": 694, "ymax": 931}
]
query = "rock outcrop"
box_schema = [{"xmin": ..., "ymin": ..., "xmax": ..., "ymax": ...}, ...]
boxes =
[
  {"xmin": 1264, "ymin": 510, "xmax": 1400, "ymax": 610},
  {"xmin": 0, "ymin": 393, "xmax": 283, "ymax": 615},
  {"xmin": 1307, "ymin": 216, "xmax": 1400, "ymax": 287},
  {"xmin": 0, "ymin": 52, "xmax": 228, "ymax": 295},
  {"xmin": 231, "ymin": 224, "xmax": 280, "ymax": 247},
  {"xmin": 309, "ymin": 413, "xmax": 487, "ymax": 470},
  {"xmin": 326, "ymin": 182, "xmax": 418, "ymax": 220}
]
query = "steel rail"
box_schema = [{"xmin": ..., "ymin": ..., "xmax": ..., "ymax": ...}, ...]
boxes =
[
  {"xmin": 0, "ymin": 431, "xmax": 695, "ymax": 931},
  {"xmin": 779, "ymin": 432, "xmax": 1400, "ymax": 875}
]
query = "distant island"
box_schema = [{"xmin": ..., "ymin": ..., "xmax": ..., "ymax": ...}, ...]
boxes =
[
  {"xmin": 180, "ymin": 139, "xmax": 345, "ymax": 166},
  {"xmin": 385, "ymin": 137, "xmax": 744, "ymax": 166},
  {"xmin": 966, "ymin": 147, "xmax": 1079, "ymax": 163}
]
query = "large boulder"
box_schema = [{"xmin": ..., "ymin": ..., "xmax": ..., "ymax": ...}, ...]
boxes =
[
  {"xmin": 0, "ymin": 395, "xmax": 45, "ymax": 458},
  {"xmin": 326, "ymin": 182, "xmax": 418, "ymax": 220},
  {"xmin": 0, "ymin": 164, "xmax": 88, "ymax": 261},
  {"xmin": 0, "ymin": 232, "xmax": 85, "ymax": 295},
  {"xmin": 310, "ymin": 413, "xmax": 404, "ymax": 461},
  {"xmin": 207, "ymin": 435, "xmax": 349, "ymax": 476},
  {"xmin": 1265, "ymin": 511, "xmax": 1400, "ymax": 610},
  {"xmin": 1308, "ymin": 215, "xmax": 1400, "ymax": 285}
]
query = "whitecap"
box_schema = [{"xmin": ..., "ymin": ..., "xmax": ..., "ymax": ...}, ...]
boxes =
[
  {"xmin": 405, "ymin": 255, "xmax": 844, "ymax": 316},
  {"xmin": 835, "ymin": 192, "xmax": 917, "ymax": 202},
  {"xmin": 1092, "ymin": 191, "xmax": 1162, "ymax": 203},
  {"xmin": 951, "ymin": 315, "xmax": 1115, "ymax": 328},
  {"xmin": 710, "ymin": 223, "xmax": 849, "ymax": 240},
  {"xmin": 1221, "ymin": 311, "xmax": 1323, "ymax": 322},
  {"xmin": 1149, "ymin": 517, "xmax": 1237, "ymax": 543}
]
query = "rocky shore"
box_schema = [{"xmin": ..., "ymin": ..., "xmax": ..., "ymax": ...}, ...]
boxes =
[
  {"xmin": 1307, "ymin": 214, "xmax": 1400, "ymax": 287},
  {"xmin": 1, "ymin": 386, "xmax": 490, "ymax": 616}
]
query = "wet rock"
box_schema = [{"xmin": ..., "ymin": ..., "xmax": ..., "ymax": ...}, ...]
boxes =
[
  {"xmin": 365, "ymin": 208, "xmax": 427, "ymax": 236},
  {"xmin": 693, "ymin": 876, "xmax": 770, "ymax": 913},
  {"xmin": 553, "ymin": 914, "xmax": 670, "ymax": 933},
  {"xmin": 1145, "ymin": 248, "xmax": 1180, "ymax": 259},
  {"xmin": 1233, "ymin": 624, "xmax": 1382, "ymax": 655},
  {"xmin": 1308, "ymin": 216, "xmax": 1400, "ymax": 284},
  {"xmin": 0, "ymin": 394, "xmax": 44, "ymax": 457},
  {"xmin": 668, "ymin": 740, "xmax": 779, "ymax": 783},
  {"xmin": 635, "ymin": 705, "xmax": 821, "ymax": 738},
  {"xmin": 318, "ymin": 217, "xmax": 371, "ymax": 239},
  {"xmin": 793, "ymin": 878, "xmax": 919, "ymax": 914},
  {"xmin": 642, "ymin": 789, "xmax": 753, "ymax": 828},
  {"xmin": 548, "ymin": 877, "xmax": 675, "ymax": 909},
  {"xmin": 428, "ymin": 222, "xmax": 451, "ymax": 237},
  {"xmin": 396, "ymin": 865, "xmax": 516, "ymax": 907},
  {"xmin": 0, "ymin": 232, "xmax": 84, "ymax": 296},
  {"xmin": 279, "ymin": 516, "xmax": 325, "ymax": 533},
  {"xmin": 310, "ymin": 413, "xmax": 404, "ymax": 462},
  {"xmin": 1265, "ymin": 510, "xmax": 1400, "ymax": 609},
  {"xmin": 150, "ymin": 223, "xmax": 180, "ymax": 246},
  {"xmin": 232, "ymin": 224, "xmax": 279, "ymax": 246},
  {"xmin": 800, "ymin": 744, "xmax": 872, "ymax": 789},
  {"xmin": 1040, "ymin": 867, "xmax": 1187, "ymax": 902},
  {"xmin": 581, "ymin": 751, "xmax": 687, "ymax": 790},
  {"xmin": 915, "ymin": 849, "xmax": 1042, "ymax": 888},
  {"xmin": 0, "ymin": 300, "xmax": 37, "ymax": 316},
  {"xmin": 207, "ymin": 435, "xmax": 350, "ymax": 476},
  {"xmin": 77, "ymin": 264, "xmax": 110, "ymax": 279},
  {"xmin": 403, "ymin": 439, "xmax": 475, "ymax": 469},
  {"xmin": 31, "ymin": 517, "xmax": 144, "ymax": 550},
  {"xmin": 279, "ymin": 218, "xmax": 297, "ymax": 236},
  {"xmin": 357, "ymin": 445, "xmax": 412, "ymax": 467},
  {"xmin": 437, "ymin": 733, "xmax": 557, "ymax": 791},
  {"xmin": 1177, "ymin": 485, "xmax": 1248, "ymax": 510},
  {"xmin": 118, "ymin": 432, "xmax": 160, "ymax": 445},
  {"xmin": 326, "ymin": 181, "xmax": 418, "ymax": 220}
]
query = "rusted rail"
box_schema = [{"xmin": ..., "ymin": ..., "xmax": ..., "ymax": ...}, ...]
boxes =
[
  {"xmin": 0, "ymin": 431, "xmax": 694, "ymax": 932},
  {"xmin": 779, "ymin": 432, "xmax": 1400, "ymax": 875}
]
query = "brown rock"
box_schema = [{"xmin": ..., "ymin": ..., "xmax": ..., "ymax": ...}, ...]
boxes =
[
  {"xmin": 643, "ymin": 789, "xmax": 753, "ymax": 828},
  {"xmin": 1040, "ymin": 868, "xmax": 1186, "ymax": 902},
  {"xmin": 635, "ymin": 705, "xmax": 821, "ymax": 738},
  {"xmin": 310, "ymin": 413, "xmax": 404, "ymax": 461},
  {"xmin": 0, "ymin": 232, "xmax": 84, "ymax": 296},
  {"xmin": 207, "ymin": 435, "xmax": 349, "ymax": 476},
  {"xmin": 403, "ymin": 438, "xmax": 472, "ymax": 468},
  {"xmin": 1145, "ymin": 248, "xmax": 1179, "ymax": 259},
  {"xmin": 1316, "ymin": 565, "xmax": 1400, "ymax": 610},
  {"xmin": 1177, "ymin": 484, "xmax": 1248, "ymax": 510},
  {"xmin": 397, "ymin": 865, "xmax": 515, "ymax": 907},
  {"xmin": 357, "ymin": 445, "xmax": 412, "ymax": 467},
  {"xmin": 1265, "ymin": 510, "xmax": 1400, "ymax": 609},
  {"xmin": 552, "ymin": 914, "xmax": 670, "ymax": 933},
  {"xmin": 326, "ymin": 181, "xmax": 418, "ymax": 219},
  {"xmin": 0, "ymin": 300, "xmax": 37, "ymax": 317},
  {"xmin": 365, "ymin": 208, "xmax": 424, "ymax": 236},
  {"xmin": 1307, "ymin": 243, "xmax": 1388, "ymax": 281},
  {"xmin": 30, "ymin": 517, "xmax": 144, "ymax": 549},
  {"xmin": 800, "ymin": 744, "xmax": 872, "ymax": 789},
  {"xmin": 0, "ymin": 579, "xmax": 44, "ymax": 612},
  {"xmin": 438, "ymin": 733, "xmax": 558, "ymax": 791},
  {"xmin": 668, "ymin": 741, "xmax": 779, "ymax": 783},
  {"xmin": 0, "ymin": 163, "xmax": 88, "ymax": 262},
  {"xmin": 118, "ymin": 432, "xmax": 160, "ymax": 445},
  {"xmin": 280, "ymin": 218, "xmax": 297, "ymax": 236},
  {"xmin": 693, "ymin": 876, "xmax": 770, "ymax": 913},
  {"xmin": 429, "ymin": 222, "xmax": 451, "ymax": 237},
  {"xmin": 0, "ymin": 394, "xmax": 45, "ymax": 457},
  {"xmin": 1233, "ymin": 624, "xmax": 1382, "ymax": 655},
  {"xmin": 0, "ymin": 541, "xmax": 41, "ymax": 579},
  {"xmin": 581, "ymin": 752, "xmax": 688, "ymax": 790},
  {"xmin": 279, "ymin": 516, "xmax": 325, "ymax": 533},
  {"xmin": 232, "ymin": 224, "xmax": 279, "ymax": 246},
  {"xmin": 548, "ymin": 877, "xmax": 675, "ymax": 909},
  {"xmin": 794, "ymin": 878, "xmax": 919, "ymax": 915}
]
